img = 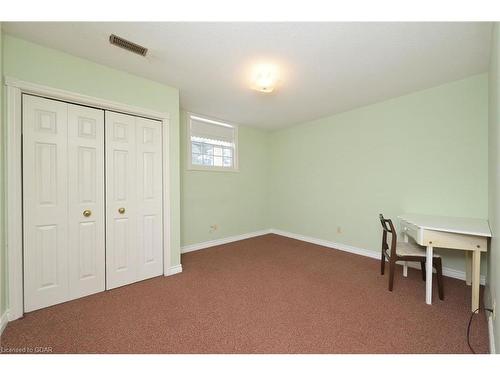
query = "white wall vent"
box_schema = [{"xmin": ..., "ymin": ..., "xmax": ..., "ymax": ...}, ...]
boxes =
[{"xmin": 109, "ymin": 34, "xmax": 148, "ymax": 56}]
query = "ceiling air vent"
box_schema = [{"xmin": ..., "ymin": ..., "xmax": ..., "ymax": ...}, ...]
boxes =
[{"xmin": 109, "ymin": 34, "xmax": 148, "ymax": 56}]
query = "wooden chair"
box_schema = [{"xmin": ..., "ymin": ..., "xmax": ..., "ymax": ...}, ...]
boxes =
[{"xmin": 379, "ymin": 214, "xmax": 444, "ymax": 300}]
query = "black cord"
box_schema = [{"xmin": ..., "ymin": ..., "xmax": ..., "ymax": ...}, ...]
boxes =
[{"xmin": 467, "ymin": 307, "xmax": 494, "ymax": 354}]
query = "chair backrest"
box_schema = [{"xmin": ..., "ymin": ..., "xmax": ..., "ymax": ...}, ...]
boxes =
[{"xmin": 379, "ymin": 214, "xmax": 397, "ymax": 258}]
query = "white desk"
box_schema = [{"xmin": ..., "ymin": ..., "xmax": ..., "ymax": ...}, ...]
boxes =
[{"xmin": 398, "ymin": 213, "xmax": 491, "ymax": 312}]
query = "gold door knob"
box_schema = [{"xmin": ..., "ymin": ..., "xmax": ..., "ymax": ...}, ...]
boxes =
[
  {"xmin": 83, "ymin": 209, "xmax": 92, "ymax": 217},
  {"xmin": 118, "ymin": 207, "xmax": 126, "ymax": 214}
]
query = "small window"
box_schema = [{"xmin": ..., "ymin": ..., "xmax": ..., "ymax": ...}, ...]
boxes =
[{"xmin": 187, "ymin": 113, "xmax": 238, "ymax": 171}]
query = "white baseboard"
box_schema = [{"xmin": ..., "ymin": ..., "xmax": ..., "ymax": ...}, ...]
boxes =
[
  {"xmin": 269, "ymin": 229, "xmax": 486, "ymax": 285},
  {"xmin": 488, "ymin": 314, "xmax": 496, "ymax": 354},
  {"xmin": 166, "ymin": 264, "xmax": 183, "ymax": 276},
  {"xmin": 181, "ymin": 229, "xmax": 271, "ymax": 254},
  {"xmin": 0, "ymin": 310, "xmax": 9, "ymax": 337},
  {"xmin": 180, "ymin": 228, "xmax": 486, "ymax": 285},
  {"xmin": 441, "ymin": 267, "xmax": 486, "ymax": 286},
  {"xmin": 270, "ymin": 228, "xmax": 380, "ymax": 260}
]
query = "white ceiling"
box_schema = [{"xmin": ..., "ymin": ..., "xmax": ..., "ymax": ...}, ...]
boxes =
[{"xmin": 2, "ymin": 22, "xmax": 493, "ymax": 129}]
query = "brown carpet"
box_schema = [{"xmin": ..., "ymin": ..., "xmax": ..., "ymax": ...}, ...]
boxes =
[{"xmin": 0, "ymin": 234, "xmax": 489, "ymax": 353}]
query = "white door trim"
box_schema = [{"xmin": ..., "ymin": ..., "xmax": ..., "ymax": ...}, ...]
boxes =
[{"xmin": 5, "ymin": 77, "xmax": 172, "ymax": 321}]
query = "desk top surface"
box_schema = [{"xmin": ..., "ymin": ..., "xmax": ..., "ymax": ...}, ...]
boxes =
[{"xmin": 398, "ymin": 213, "xmax": 491, "ymax": 237}]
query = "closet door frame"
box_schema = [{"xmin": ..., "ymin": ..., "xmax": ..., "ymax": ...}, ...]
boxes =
[{"xmin": 4, "ymin": 77, "xmax": 176, "ymax": 321}]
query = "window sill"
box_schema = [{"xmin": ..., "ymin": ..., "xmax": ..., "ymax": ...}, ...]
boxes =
[{"xmin": 187, "ymin": 165, "xmax": 240, "ymax": 173}]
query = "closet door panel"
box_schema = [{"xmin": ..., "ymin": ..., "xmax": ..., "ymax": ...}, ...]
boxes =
[
  {"xmin": 23, "ymin": 95, "xmax": 69, "ymax": 312},
  {"xmin": 136, "ymin": 118, "xmax": 163, "ymax": 280},
  {"xmin": 68, "ymin": 104, "xmax": 105, "ymax": 298},
  {"xmin": 105, "ymin": 111, "xmax": 137, "ymax": 289}
]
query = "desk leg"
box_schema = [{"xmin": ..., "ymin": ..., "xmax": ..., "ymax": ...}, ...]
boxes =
[
  {"xmin": 402, "ymin": 233, "xmax": 408, "ymax": 278},
  {"xmin": 465, "ymin": 251, "xmax": 472, "ymax": 286},
  {"xmin": 426, "ymin": 246, "xmax": 433, "ymax": 305},
  {"xmin": 472, "ymin": 250, "xmax": 481, "ymax": 313}
]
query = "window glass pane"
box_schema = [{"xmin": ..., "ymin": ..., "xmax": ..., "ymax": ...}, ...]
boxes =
[
  {"xmin": 191, "ymin": 141, "xmax": 202, "ymax": 154},
  {"xmin": 214, "ymin": 156, "xmax": 223, "ymax": 167},
  {"xmin": 203, "ymin": 144, "xmax": 214, "ymax": 155},
  {"xmin": 189, "ymin": 115, "xmax": 237, "ymax": 170},
  {"xmin": 192, "ymin": 153, "xmax": 203, "ymax": 165},
  {"xmin": 203, "ymin": 155, "xmax": 213, "ymax": 166}
]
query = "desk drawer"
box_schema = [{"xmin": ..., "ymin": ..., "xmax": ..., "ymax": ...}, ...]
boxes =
[{"xmin": 400, "ymin": 220, "xmax": 420, "ymax": 243}]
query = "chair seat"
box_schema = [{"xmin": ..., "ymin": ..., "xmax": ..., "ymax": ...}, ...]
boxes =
[{"xmin": 396, "ymin": 241, "xmax": 441, "ymax": 257}]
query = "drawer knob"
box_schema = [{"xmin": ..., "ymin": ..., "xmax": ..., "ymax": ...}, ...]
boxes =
[{"xmin": 118, "ymin": 207, "xmax": 126, "ymax": 214}]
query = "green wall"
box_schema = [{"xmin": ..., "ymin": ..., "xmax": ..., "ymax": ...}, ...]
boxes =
[
  {"xmin": 0, "ymin": 34, "xmax": 182, "ymax": 314},
  {"xmin": 488, "ymin": 23, "xmax": 500, "ymax": 353},
  {"xmin": 269, "ymin": 74, "xmax": 489, "ymax": 274},
  {"xmin": 180, "ymin": 111, "xmax": 269, "ymax": 247}
]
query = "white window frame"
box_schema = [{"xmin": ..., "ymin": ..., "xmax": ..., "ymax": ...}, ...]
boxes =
[{"xmin": 187, "ymin": 112, "xmax": 239, "ymax": 172}]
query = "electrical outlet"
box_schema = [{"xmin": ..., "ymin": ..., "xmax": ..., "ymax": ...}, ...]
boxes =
[
  {"xmin": 336, "ymin": 226, "xmax": 342, "ymax": 234},
  {"xmin": 209, "ymin": 224, "xmax": 218, "ymax": 233}
]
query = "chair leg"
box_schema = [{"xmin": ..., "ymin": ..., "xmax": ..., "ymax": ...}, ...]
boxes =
[
  {"xmin": 434, "ymin": 258, "xmax": 444, "ymax": 300},
  {"xmin": 381, "ymin": 250, "xmax": 386, "ymax": 275},
  {"xmin": 388, "ymin": 259, "xmax": 396, "ymax": 292},
  {"xmin": 420, "ymin": 260, "xmax": 426, "ymax": 281}
]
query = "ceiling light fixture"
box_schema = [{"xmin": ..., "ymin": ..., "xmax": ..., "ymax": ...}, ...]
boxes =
[{"xmin": 251, "ymin": 63, "xmax": 280, "ymax": 93}]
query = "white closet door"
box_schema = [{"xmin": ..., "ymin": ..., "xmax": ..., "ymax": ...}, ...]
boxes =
[
  {"xmin": 23, "ymin": 96, "xmax": 164, "ymax": 310},
  {"xmin": 23, "ymin": 95, "xmax": 69, "ymax": 312},
  {"xmin": 105, "ymin": 111, "xmax": 138, "ymax": 289},
  {"xmin": 68, "ymin": 104, "xmax": 105, "ymax": 298},
  {"xmin": 136, "ymin": 117, "xmax": 163, "ymax": 280}
]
